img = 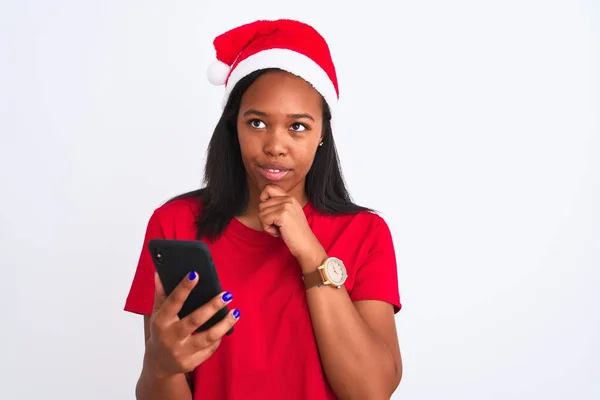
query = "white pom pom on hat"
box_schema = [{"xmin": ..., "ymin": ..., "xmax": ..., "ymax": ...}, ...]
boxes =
[{"xmin": 206, "ymin": 60, "xmax": 231, "ymax": 86}]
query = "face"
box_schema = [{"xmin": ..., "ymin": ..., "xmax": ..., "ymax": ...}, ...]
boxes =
[{"xmin": 237, "ymin": 70, "xmax": 324, "ymax": 202}]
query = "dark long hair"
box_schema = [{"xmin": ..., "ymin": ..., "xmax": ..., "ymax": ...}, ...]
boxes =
[{"xmin": 170, "ymin": 68, "xmax": 371, "ymax": 240}]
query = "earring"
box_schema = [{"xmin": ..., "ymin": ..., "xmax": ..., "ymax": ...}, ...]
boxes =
[{"xmin": 319, "ymin": 141, "xmax": 323, "ymax": 147}]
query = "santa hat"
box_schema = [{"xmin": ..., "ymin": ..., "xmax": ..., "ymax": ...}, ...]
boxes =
[{"xmin": 206, "ymin": 19, "xmax": 339, "ymax": 117}]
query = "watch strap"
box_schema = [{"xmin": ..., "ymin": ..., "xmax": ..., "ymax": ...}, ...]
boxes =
[{"xmin": 303, "ymin": 268, "xmax": 325, "ymax": 289}]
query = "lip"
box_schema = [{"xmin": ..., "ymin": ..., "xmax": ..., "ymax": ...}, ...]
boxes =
[
  {"xmin": 260, "ymin": 163, "xmax": 290, "ymax": 171},
  {"xmin": 258, "ymin": 164, "xmax": 291, "ymax": 181}
]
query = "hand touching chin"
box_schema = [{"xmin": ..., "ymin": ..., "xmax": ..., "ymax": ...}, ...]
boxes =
[{"xmin": 257, "ymin": 184, "xmax": 326, "ymax": 267}]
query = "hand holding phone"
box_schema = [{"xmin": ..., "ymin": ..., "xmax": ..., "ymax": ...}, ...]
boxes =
[
  {"xmin": 144, "ymin": 272, "xmax": 240, "ymax": 378},
  {"xmin": 148, "ymin": 239, "xmax": 233, "ymax": 334}
]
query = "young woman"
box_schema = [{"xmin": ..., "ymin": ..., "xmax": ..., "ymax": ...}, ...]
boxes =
[{"xmin": 124, "ymin": 19, "xmax": 402, "ymax": 400}]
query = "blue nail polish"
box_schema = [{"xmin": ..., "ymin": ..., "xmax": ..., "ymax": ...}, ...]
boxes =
[
  {"xmin": 222, "ymin": 292, "xmax": 233, "ymax": 302},
  {"xmin": 188, "ymin": 271, "xmax": 197, "ymax": 281},
  {"xmin": 233, "ymin": 309, "xmax": 241, "ymax": 319}
]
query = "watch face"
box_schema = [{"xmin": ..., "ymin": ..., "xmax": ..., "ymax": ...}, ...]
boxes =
[{"xmin": 325, "ymin": 258, "xmax": 347, "ymax": 285}]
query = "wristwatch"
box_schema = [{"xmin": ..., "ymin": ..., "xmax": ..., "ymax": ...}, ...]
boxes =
[{"xmin": 303, "ymin": 257, "xmax": 348, "ymax": 289}]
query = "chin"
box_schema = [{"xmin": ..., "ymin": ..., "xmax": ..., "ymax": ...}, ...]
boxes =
[
  {"xmin": 259, "ymin": 179, "xmax": 290, "ymax": 191},
  {"xmin": 253, "ymin": 170, "xmax": 290, "ymax": 189}
]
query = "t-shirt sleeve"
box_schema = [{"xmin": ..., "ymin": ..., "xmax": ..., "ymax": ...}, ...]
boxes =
[
  {"xmin": 349, "ymin": 215, "xmax": 402, "ymax": 313},
  {"xmin": 124, "ymin": 210, "xmax": 164, "ymax": 316}
]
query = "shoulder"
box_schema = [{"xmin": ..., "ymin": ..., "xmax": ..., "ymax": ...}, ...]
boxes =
[
  {"xmin": 310, "ymin": 205, "xmax": 394, "ymax": 251},
  {"xmin": 351, "ymin": 210, "xmax": 390, "ymax": 231},
  {"xmin": 314, "ymin": 206, "xmax": 391, "ymax": 235},
  {"xmin": 146, "ymin": 194, "xmax": 204, "ymax": 239},
  {"xmin": 153, "ymin": 195, "xmax": 202, "ymax": 220},
  {"xmin": 345, "ymin": 211, "xmax": 393, "ymax": 246}
]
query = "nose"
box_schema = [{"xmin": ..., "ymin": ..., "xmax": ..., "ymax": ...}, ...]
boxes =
[{"xmin": 262, "ymin": 127, "xmax": 288, "ymax": 157}]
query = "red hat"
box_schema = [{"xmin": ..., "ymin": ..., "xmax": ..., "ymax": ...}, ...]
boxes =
[{"xmin": 207, "ymin": 19, "xmax": 339, "ymax": 116}]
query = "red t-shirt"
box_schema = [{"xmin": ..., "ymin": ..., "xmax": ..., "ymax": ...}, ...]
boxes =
[{"xmin": 124, "ymin": 196, "xmax": 401, "ymax": 400}]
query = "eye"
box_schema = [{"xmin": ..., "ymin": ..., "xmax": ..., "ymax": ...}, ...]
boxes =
[
  {"xmin": 290, "ymin": 123, "xmax": 307, "ymax": 132},
  {"xmin": 249, "ymin": 119, "xmax": 266, "ymax": 129}
]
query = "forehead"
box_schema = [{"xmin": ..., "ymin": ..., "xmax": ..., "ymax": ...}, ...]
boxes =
[{"xmin": 239, "ymin": 70, "xmax": 323, "ymax": 115}]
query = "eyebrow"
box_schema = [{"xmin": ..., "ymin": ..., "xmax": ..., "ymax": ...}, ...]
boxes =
[{"xmin": 242, "ymin": 109, "xmax": 315, "ymax": 122}]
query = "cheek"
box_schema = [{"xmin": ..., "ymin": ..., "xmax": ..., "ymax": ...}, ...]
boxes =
[
  {"xmin": 293, "ymin": 128, "xmax": 321, "ymax": 168},
  {"xmin": 295, "ymin": 147, "xmax": 319, "ymax": 173}
]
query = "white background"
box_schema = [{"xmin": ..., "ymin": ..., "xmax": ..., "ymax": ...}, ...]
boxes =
[{"xmin": 1, "ymin": 0, "xmax": 598, "ymax": 399}]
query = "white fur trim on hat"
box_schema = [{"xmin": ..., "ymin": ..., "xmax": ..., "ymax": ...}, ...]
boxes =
[{"xmin": 221, "ymin": 48, "xmax": 338, "ymax": 117}]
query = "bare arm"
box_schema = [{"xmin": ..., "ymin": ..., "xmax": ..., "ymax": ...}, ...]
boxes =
[
  {"xmin": 301, "ymin": 253, "xmax": 402, "ymax": 400},
  {"xmin": 135, "ymin": 316, "xmax": 193, "ymax": 400}
]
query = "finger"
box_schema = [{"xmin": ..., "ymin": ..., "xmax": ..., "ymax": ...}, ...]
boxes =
[
  {"xmin": 258, "ymin": 201, "xmax": 288, "ymax": 216},
  {"xmin": 154, "ymin": 271, "xmax": 198, "ymax": 323},
  {"xmin": 258, "ymin": 204, "xmax": 292, "ymax": 225},
  {"xmin": 258, "ymin": 196, "xmax": 290, "ymax": 212},
  {"xmin": 260, "ymin": 184, "xmax": 286, "ymax": 201},
  {"xmin": 259, "ymin": 187, "xmax": 271, "ymax": 202},
  {"xmin": 152, "ymin": 272, "xmax": 167, "ymax": 315},
  {"xmin": 175, "ymin": 291, "xmax": 234, "ymax": 339},
  {"xmin": 186, "ymin": 338, "xmax": 222, "ymax": 369},
  {"xmin": 187, "ymin": 309, "xmax": 241, "ymax": 352},
  {"xmin": 258, "ymin": 209, "xmax": 283, "ymax": 236},
  {"xmin": 266, "ymin": 226, "xmax": 279, "ymax": 237}
]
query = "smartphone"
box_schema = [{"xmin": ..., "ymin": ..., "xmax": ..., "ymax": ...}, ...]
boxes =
[{"xmin": 148, "ymin": 239, "xmax": 232, "ymax": 335}]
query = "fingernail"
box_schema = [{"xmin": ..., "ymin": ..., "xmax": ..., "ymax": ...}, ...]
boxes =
[
  {"xmin": 222, "ymin": 292, "xmax": 233, "ymax": 302},
  {"xmin": 233, "ymin": 309, "xmax": 241, "ymax": 319},
  {"xmin": 188, "ymin": 271, "xmax": 197, "ymax": 281}
]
